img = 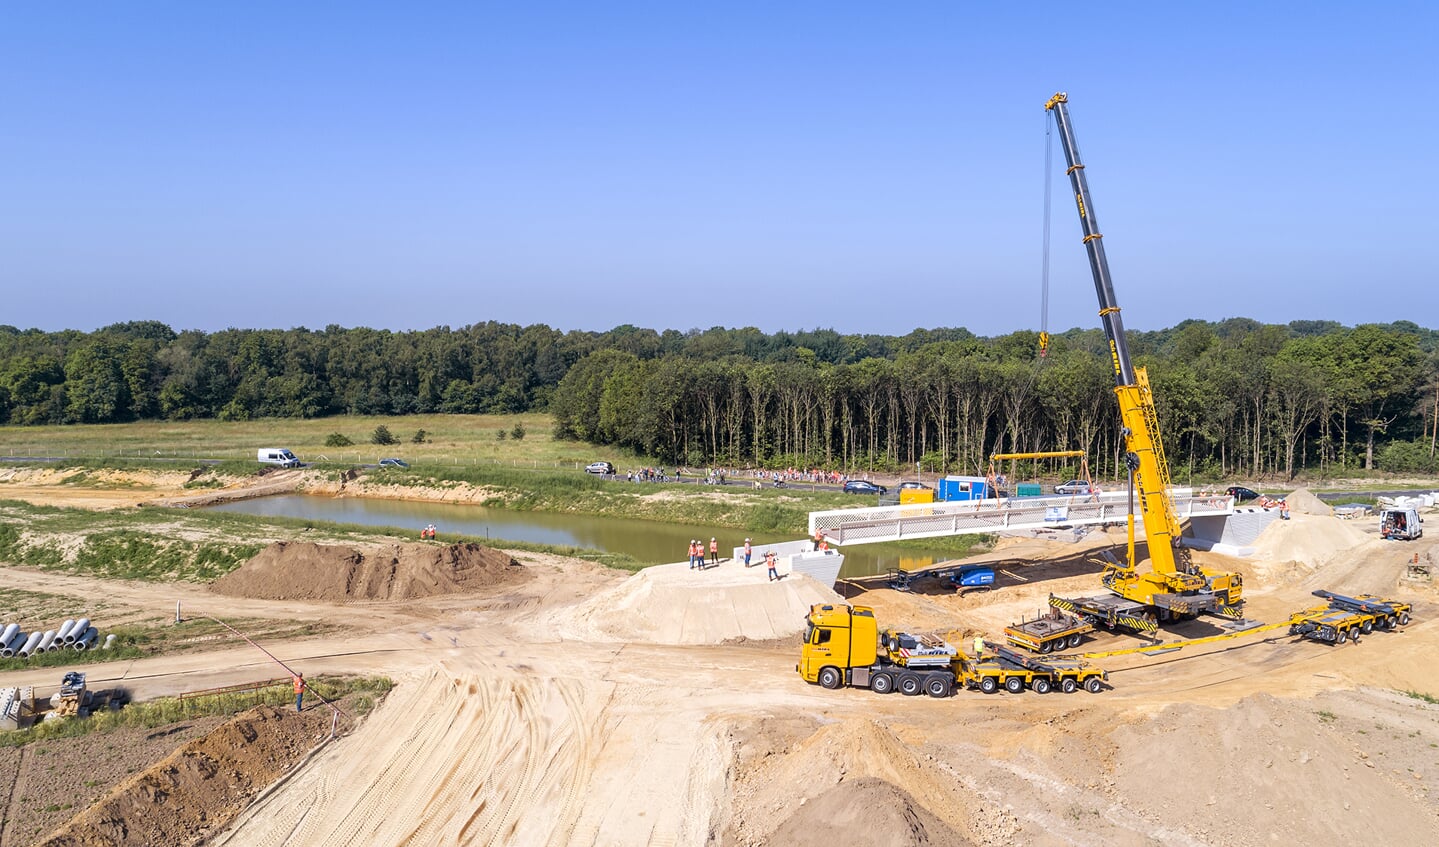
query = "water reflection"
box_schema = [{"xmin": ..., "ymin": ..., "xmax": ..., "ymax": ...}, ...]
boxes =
[{"xmin": 208, "ymin": 494, "xmax": 955, "ymax": 579}]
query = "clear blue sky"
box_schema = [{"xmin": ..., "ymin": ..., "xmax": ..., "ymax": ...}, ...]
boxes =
[{"xmin": 3, "ymin": 2, "xmax": 1434, "ymax": 337}]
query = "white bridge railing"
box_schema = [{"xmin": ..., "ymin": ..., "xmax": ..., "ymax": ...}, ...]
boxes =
[{"xmin": 809, "ymin": 489, "xmax": 1235, "ymax": 546}]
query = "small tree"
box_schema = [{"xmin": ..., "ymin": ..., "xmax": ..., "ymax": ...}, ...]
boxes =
[
  {"xmin": 325, "ymin": 433, "xmax": 354, "ymax": 447},
  {"xmin": 411, "ymin": 429, "xmax": 427, "ymax": 444},
  {"xmin": 510, "ymin": 422, "xmax": 527, "ymax": 440},
  {"xmin": 372, "ymin": 425, "xmax": 397, "ymax": 446},
  {"xmin": 496, "ymin": 428, "xmax": 507, "ymax": 440}
]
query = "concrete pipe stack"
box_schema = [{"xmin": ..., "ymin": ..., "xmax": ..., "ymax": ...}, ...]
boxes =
[{"xmin": 0, "ymin": 615, "xmax": 108, "ymax": 661}]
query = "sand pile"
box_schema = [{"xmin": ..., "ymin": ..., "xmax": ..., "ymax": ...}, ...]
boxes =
[
  {"xmin": 37, "ymin": 706, "xmax": 330, "ymax": 847},
  {"xmin": 1248, "ymin": 512, "xmax": 1371, "ymax": 571},
  {"xmin": 1284, "ymin": 486, "xmax": 1333, "ymax": 516},
  {"xmin": 551, "ymin": 561, "xmax": 843, "ymax": 644},
  {"xmin": 769, "ymin": 778, "xmax": 972, "ymax": 847},
  {"xmin": 211, "ymin": 541, "xmax": 524, "ymax": 601}
]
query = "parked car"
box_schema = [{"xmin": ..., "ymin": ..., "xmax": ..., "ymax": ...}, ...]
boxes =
[
  {"xmin": 585, "ymin": 461, "xmax": 615, "ymax": 475},
  {"xmin": 378, "ymin": 458, "xmax": 409, "ymax": 469},
  {"xmin": 1225, "ymin": 485, "xmax": 1262, "ymax": 502},
  {"xmin": 843, "ymin": 480, "xmax": 888, "ymax": 495},
  {"xmin": 1054, "ymin": 479, "xmax": 1095, "ymax": 495},
  {"xmin": 897, "ymin": 481, "xmax": 932, "ymax": 490}
]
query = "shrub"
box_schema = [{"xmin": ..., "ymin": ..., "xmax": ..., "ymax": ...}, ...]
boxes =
[
  {"xmin": 325, "ymin": 433, "xmax": 354, "ymax": 447},
  {"xmin": 510, "ymin": 422, "xmax": 527, "ymax": 440},
  {"xmin": 496, "ymin": 429, "xmax": 507, "ymax": 441},
  {"xmin": 371, "ymin": 425, "xmax": 397, "ymax": 446},
  {"xmin": 411, "ymin": 429, "xmax": 427, "ymax": 444}
]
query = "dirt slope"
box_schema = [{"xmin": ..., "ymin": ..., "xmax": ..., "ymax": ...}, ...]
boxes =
[
  {"xmin": 35, "ymin": 705, "xmax": 336, "ymax": 847},
  {"xmin": 210, "ymin": 541, "xmax": 525, "ymax": 601}
]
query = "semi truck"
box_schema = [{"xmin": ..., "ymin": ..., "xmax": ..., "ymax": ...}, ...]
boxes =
[{"xmin": 798, "ymin": 604, "xmax": 1107, "ymax": 697}]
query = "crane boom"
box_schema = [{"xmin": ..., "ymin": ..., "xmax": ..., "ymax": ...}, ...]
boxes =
[{"xmin": 1044, "ymin": 92, "xmax": 1243, "ymax": 620}]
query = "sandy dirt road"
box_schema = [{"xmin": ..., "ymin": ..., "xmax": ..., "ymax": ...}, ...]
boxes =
[{"xmin": 5, "ymin": 513, "xmax": 1439, "ymax": 846}]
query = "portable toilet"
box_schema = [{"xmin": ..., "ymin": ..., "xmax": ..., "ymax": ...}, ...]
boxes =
[{"xmin": 937, "ymin": 475, "xmax": 990, "ymax": 502}]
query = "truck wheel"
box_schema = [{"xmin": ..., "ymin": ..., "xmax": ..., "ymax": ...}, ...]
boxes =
[
  {"xmin": 1038, "ymin": 640, "xmax": 1053, "ymax": 654},
  {"xmin": 980, "ymin": 676, "xmax": 998, "ymax": 694},
  {"xmin": 1067, "ymin": 633, "xmax": 1084, "ymax": 648},
  {"xmin": 898, "ymin": 674, "xmax": 922, "ymax": 696},
  {"xmin": 818, "ymin": 666, "xmax": 843, "ymax": 690},
  {"xmin": 1349, "ymin": 628, "xmax": 1361, "ymax": 644},
  {"xmin": 1398, "ymin": 612, "xmax": 1411, "ymax": 626},
  {"xmin": 1061, "ymin": 678, "xmax": 1078, "ymax": 694},
  {"xmin": 1361, "ymin": 619, "xmax": 1374, "ymax": 634},
  {"xmin": 1033, "ymin": 677, "xmax": 1052, "ymax": 694},
  {"xmin": 1004, "ymin": 676, "xmax": 1025, "ymax": 694},
  {"xmin": 871, "ymin": 673, "xmax": 895, "ymax": 694},
  {"xmin": 1084, "ymin": 677, "xmax": 1103, "ymax": 694},
  {"xmin": 924, "ymin": 674, "xmax": 952, "ymax": 698}
]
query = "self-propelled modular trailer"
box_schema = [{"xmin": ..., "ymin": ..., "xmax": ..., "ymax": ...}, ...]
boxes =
[{"xmin": 798, "ymin": 604, "xmax": 1107, "ymax": 697}]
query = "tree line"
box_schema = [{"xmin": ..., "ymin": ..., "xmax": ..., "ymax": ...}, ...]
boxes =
[{"xmin": 2, "ymin": 318, "xmax": 1437, "ymax": 479}]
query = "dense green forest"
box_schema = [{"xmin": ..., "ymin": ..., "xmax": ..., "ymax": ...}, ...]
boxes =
[{"xmin": 3, "ymin": 318, "xmax": 1437, "ymax": 479}]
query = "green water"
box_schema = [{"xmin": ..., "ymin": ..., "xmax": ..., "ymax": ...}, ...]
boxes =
[{"xmin": 208, "ymin": 494, "xmax": 957, "ymax": 579}]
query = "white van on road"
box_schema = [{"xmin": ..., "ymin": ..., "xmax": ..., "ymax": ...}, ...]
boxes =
[{"xmin": 257, "ymin": 448, "xmax": 301, "ymax": 468}]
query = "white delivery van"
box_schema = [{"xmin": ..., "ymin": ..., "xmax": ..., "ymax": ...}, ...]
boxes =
[
  {"xmin": 1380, "ymin": 507, "xmax": 1423, "ymax": 540},
  {"xmin": 257, "ymin": 448, "xmax": 301, "ymax": 468}
]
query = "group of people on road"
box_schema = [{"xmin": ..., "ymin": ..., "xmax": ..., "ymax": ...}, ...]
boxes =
[{"xmin": 689, "ymin": 536, "xmax": 779, "ymax": 580}]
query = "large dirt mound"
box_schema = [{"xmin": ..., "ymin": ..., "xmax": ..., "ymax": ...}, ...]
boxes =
[
  {"xmin": 37, "ymin": 705, "xmax": 330, "ymax": 847},
  {"xmin": 211, "ymin": 541, "xmax": 525, "ymax": 601},
  {"xmin": 769, "ymin": 777, "xmax": 972, "ymax": 847},
  {"xmin": 548, "ymin": 560, "xmax": 843, "ymax": 644},
  {"xmin": 1285, "ymin": 486, "xmax": 1333, "ymax": 516}
]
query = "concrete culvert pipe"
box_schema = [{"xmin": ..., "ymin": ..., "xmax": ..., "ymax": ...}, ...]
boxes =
[
  {"xmin": 73, "ymin": 627, "xmax": 99, "ymax": 651},
  {"xmin": 18, "ymin": 631, "xmax": 44, "ymax": 658},
  {"xmin": 1, "ymin": 631, "xmax": 25, "ymax": 657},
  {"xmin": 37, "ymin": 630, "xmax": 57, "ymax": 651},
  {"xmin": 56, "ymin": 619, "xmax": 75, "ymax": 642},
  {"xmin": 66, "ymin": 618, "xmax": 91, "ymax": 644},
  {"xmin": 0, "ymin": 623, "xmax": 18, "ymax": 647},
  {"xmin": 102, "ymin": 633, "xmax": 117, "ymax": 650}
]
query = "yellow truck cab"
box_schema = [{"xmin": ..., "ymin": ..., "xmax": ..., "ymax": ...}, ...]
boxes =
[{"xmin": 800, "ymin": 604, "xmax": 1110, "ymax": 698}]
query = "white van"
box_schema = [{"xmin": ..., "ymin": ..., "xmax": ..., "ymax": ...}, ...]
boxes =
[
  {"xmin": 1380, "ymin": 508, "xmax": 1422, "ymax": 540},
  {"xmin": 257, "ymin": 448, "xmax": 301, "ymax": 468}
]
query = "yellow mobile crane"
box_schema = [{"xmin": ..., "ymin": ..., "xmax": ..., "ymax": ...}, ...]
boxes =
[{"xmin": 1044, "ymin": 93, "xmax": 1244, "ymax": 623}]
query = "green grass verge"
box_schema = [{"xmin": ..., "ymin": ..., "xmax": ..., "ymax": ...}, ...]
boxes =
[{"xmin": 0, "ymin": 675, "xmax": 394, "ymax": 748}]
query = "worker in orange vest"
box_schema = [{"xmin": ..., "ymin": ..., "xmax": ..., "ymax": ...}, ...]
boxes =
[
  {"xmin": 709, "ymin": 537, "xmax": 719, "ymax": 565},
  {"xmin": 766, "ymin": 550, "xmax": 779, "ymax": 581},
  {"xmin": 813, "ymin": 528, "xmax": 824, "ymax": 551},
  {"xmin": 292, "ymin": 672, "xmax": 305, "ymax": 712},
  {"xmin": 743, "ymin": 538, "xmax": 753, "ymax": 567}
]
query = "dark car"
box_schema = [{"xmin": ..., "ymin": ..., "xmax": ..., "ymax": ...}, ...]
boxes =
[
  {"xmin": 897, "ymin": 481, "xmax": 932, "ymax": 490},
  {"xmin": 378, "ymin": 457, "xmax": 409, "ymax": 469},
  {"xmin": 1226, "ymin": 486, "xmax": 1262, "ymax": 502},
  {"xmin": 843, "ymin": 480, "xmax": 888, "ymax": 495}
]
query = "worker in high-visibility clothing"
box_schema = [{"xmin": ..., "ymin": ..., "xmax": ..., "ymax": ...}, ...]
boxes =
[
  {"xmin": 292, "ymin": 672, "xmax": 305, "ymax": 712},
  {"xmin": 972, "ymin": 636, "xmax": 985, "ymax": 661}
]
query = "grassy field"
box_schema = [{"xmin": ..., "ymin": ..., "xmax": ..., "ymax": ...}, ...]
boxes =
[
  {"xmin": 0, "ymin": 675, "xmax": 394, "ymax": 748},
  {"xmin": 0, "ymin": 413, "xmax": 632, "ymax": 471}
]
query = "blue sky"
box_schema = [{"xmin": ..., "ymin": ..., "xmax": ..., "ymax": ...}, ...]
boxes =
[{"xmin": 2, "ymin": 2, "xmax": 1434, "ymax": 337}]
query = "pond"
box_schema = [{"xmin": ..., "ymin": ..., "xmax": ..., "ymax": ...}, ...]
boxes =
[{"xmin": 207, "ymin": 494, "xmax": 960, "ymax": 579}]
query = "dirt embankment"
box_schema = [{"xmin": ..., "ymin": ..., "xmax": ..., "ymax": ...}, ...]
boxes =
[
  {"xmin": 210, "ymin": 541, "xmax": 526, "ymax": 602},
  {"xmin": 35, "ymin": 705, "xmax": 338, "ymax": 847}
]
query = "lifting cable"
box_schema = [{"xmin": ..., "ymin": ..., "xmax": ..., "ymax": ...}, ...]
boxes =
[{"xmin": 994, "ymin": 111, "xmax": 1058, "ymax": 481}]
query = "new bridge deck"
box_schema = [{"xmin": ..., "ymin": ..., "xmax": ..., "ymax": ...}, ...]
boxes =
[{"xmin": 809, "ymin": 489, "xmax": 1235, "ymax": 546}]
